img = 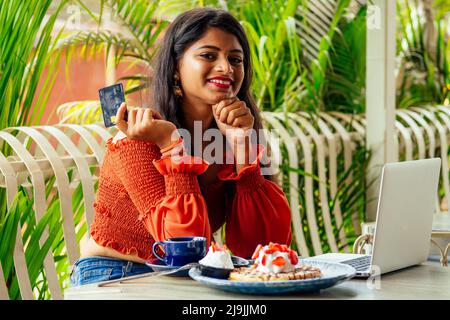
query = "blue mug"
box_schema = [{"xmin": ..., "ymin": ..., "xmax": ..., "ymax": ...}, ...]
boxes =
[{"xmin": 152, "ymin": 236, "xmax": 207, "ymax": 267}]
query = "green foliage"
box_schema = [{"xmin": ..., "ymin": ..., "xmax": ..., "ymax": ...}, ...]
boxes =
[
  {"xmin": 234, "ymin": 0, "xmax": 303, "ymax": 112},
  {"xmin": 226, "ymin": 0, "xmax": 362, "ymax": 114},
  {"xmin": 0, "ymin": 0, "xmax": 72, "ymax": 300},
  {"xmin": 324, "ymin": 5, "xmax": 367, "ymax": 114},
  {"xmin": 396, "ymin": 0, "xmax": 449, "ymax": 108},
  {"xmin": 0, "ymin": 0, "xmax": 67, "ymax": 129},
  {"xmin": 56, "ymin": 101, "xmax": 103, "ymax": 124}
]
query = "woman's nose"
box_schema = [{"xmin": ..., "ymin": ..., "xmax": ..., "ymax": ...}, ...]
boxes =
[{"xmin": 215, "ymin": 57, "xmax": 233, "ymax": 74}]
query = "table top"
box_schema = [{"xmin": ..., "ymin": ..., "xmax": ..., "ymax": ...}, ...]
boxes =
[{"xmin": 64, "ymin": 262, "xmax": 450, "ymax": 300}]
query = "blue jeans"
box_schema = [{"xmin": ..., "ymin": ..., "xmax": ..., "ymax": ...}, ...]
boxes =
[{"xmin": 70, "ymin": 256, "xmax": 153, "ymax": 286}]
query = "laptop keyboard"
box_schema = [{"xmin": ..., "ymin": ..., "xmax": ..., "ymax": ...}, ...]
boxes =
[{"xmin": 341, "ymin": 255, "xmax": 371, "ymax": 272}]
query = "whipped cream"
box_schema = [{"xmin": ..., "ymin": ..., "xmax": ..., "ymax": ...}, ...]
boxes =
[
  {"xmin": 253, "ymin": 244, "xmax": 298, "ymax": 274},
  {"xmin": 199, "ymin": 246, "xmax": 234, "ymax": 269}
]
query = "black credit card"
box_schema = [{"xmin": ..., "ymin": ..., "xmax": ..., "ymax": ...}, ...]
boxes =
[{"xmin": 98, "ymin": 83, "xmax": 127, "ymax": 127}]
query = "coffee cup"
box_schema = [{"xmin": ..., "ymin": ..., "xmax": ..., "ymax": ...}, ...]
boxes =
[{"xmin": 152, "ymin": 236, "xmax": 207, "ymax": 267}]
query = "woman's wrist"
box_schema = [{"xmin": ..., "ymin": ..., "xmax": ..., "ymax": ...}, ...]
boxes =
[
  {"xmin": 156, "ymin": 129, "xmax": 181, "ymax": 150},
  {"xmin": 233, "ymin": 137, "xmax": 250, "ymax": 172}
]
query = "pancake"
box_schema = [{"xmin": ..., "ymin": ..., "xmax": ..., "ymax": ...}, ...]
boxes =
[{"xmin": 228, "ymin": 264, "xmax": 322, "ymax": 282}]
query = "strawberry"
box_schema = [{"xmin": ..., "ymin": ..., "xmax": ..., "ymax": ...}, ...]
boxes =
[
  {"xmin": 262, "ymin": 255, "xmax": 267, "ymax": 266},
  {"xmin": 281, "ymin": 244, "xmax": 289, "ymax": 252},
  {"xmin": 289, "ymin": 250, "xmax": 298, "ymax": 265},
  {"xmin": 251, "ymin": 244, "xmax": 263, "ymax": 260},
  {"xmin": 272, "ymin": 256, "xmax": 286, "ymax": 267},
  {"xmin": 264, "ymin": 248, "xmax": 275, "ymax": 254},
  {"xmin": 272, "ymin": 243, "xmax": 282, "ymax": 252}
]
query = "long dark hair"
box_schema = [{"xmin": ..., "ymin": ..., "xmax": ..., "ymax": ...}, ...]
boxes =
[{"xmin": 153, "ymin": 8, "xmax": 276, "ymax": 181}]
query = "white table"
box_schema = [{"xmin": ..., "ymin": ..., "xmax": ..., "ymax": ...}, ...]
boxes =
[{"xmin": 64, "ymin": 262, "xmax": 450, "ymax": 300}]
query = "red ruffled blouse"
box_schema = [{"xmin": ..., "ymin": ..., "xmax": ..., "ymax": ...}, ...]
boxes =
[{"xmin": 89, "ymin": 137, "xmax": 292, "ymax": 259}]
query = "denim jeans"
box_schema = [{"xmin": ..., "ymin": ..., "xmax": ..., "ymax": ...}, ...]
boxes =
[{"xmin": 70, "ymin": 256, "xmax": 153, "ymax": 286}]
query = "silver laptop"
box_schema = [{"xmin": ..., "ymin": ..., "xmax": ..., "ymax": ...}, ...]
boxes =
[{"xmin": 310, "ymin": 158, "xmax": 441, "ymax": 278}]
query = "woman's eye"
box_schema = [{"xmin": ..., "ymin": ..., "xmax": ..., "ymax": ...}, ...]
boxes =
[
  {"xmin": 200, "ymin": 53, "xmax": 215, "ymax": 60},
  {"xmin": 229, "ymin": 57, "xmax": 243, "ymax": 64}
]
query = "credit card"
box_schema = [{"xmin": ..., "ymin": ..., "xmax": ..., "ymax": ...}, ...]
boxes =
[{"xmin": 98, "ymin": 83, "xmax": 127, "ymax": 127}]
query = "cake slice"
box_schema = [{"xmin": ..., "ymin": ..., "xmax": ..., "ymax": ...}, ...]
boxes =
[{"xmin": 228, "ymin": 242, "xmax": 322, "ymax": 282}]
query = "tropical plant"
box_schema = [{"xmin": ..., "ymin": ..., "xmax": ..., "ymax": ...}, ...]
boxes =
[
  {"xmin": 0, "ymin": 0, "xmax": 67, "ymax": 130},
  {"xmin": 56, "ymin": 100, "xmax": 103, "ymax": 124},
  {"xmin": 324, "ymin": 4, "xmax": 367, "ymax": 114},
  {"xmin": 396, "ymin": 0, "xmax": 450, "ymax": 108},
  {"xmin": 0, "ymin": 0, "xmax": 72, "ymax": 299},
  {"xmin": 394, "ymin": 0, "xmax": 450, "ymax": 211},
  {"xmin": 0, "ymin": 0, "xmax": 69, "ymax": 217}
]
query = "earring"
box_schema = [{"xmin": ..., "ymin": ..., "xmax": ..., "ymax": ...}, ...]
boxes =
[{"xmin": 173, "ymin": 74, "xmax": 183, "ymax": 97}]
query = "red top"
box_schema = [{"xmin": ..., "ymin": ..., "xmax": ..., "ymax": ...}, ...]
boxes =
[{"xmin": 90, "ymin": 137, "xmax": 292, "ymax": 259}]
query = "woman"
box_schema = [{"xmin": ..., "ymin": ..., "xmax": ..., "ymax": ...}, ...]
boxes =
[{"xmin": 70, "ymin": 7, "xmax": 292, "ymax": 286}]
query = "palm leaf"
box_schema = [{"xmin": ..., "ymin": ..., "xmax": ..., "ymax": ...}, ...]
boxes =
[
  {"xmin": 396, "ymin": 0, "xmax": 449, "ymax": 108},
  {"xmin": 0, "ymin": 0, "xmax": 68, "ymax": 129},
  {"xmin": 324, "ymin": 5, "xmax": 366, "ymax": 113},
  {"xmin": 295, "ymin": 0, "xmax": 356, "ymax": 112},
  {"xmin": 56, "ymin": 100, "xmax": 103, "ymax": 124}
]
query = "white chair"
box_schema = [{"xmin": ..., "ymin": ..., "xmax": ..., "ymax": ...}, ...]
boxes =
[{"xmin": 0, "ymin": 123, "xmax": 116, "ymax": 299}]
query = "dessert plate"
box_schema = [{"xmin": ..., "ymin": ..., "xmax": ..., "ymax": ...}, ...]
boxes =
[{"xmin": 188, "ymin": 260, "xmax": 356, "ymax": 295}]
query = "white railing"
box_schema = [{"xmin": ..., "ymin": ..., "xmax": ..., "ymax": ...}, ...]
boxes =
[
  {"xmin": 262, "ymin": 112, "xmax": 363, "ymax": 257},
  {"xmin": 1, "ymin": 105, "xmax": 449, "ymax": 299},
  {"xmin": 0, "ymin": 124, "xmax": 118, "ymax": 300}
]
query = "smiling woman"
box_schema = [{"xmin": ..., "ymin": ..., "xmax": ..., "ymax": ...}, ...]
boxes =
[
  {"xmin": 71, "ymin": 7, "xmax": 293, "ymax": 287},
  {"xmin": 179, "ymin": 29, "xmax": 244, "ymax": 104}
]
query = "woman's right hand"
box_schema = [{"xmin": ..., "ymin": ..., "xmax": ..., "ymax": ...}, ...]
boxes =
[{"xmin": 115, "ymin": 103, "xmax": 179, "ymax": 149}]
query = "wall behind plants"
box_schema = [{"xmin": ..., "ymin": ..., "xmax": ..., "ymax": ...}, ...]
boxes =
[{"xmin": 34, "ymin": 49, "xmax": 150, "ymax": 125}]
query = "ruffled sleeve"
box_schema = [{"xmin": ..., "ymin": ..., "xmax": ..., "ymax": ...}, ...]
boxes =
[
  {"xmin": 146, "ymin": 155, "xmax": 212, "ymax": 243},
  {"xmin": 108, "ymin": 137, "xmax": 212, "ymax": 244},
  {"xmin": 218, "ymin": 144, "xmax": 292, "ymax": 258}
]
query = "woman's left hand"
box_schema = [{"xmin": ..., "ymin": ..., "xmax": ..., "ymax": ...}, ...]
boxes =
[{"xmin": 212, "ymin": 97, "xmax": 254, "ymax": 144}]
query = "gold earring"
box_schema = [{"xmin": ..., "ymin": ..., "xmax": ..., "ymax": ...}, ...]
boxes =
[{"xmin": 173, "ymin": 74, "xmax": 183, "ymax": 97}]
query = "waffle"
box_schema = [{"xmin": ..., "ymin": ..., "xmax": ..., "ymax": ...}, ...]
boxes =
[{"xmin": 228, "ymin": 264, "xmax": 322, "ymax": 282}]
